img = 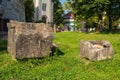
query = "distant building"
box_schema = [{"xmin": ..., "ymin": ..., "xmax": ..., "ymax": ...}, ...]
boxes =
[
  {"xmin": 0, "ymin": 0, "xmax": 25, "ymax": 32},
  {"xmin": 64, "ymin": 12, "xmax": 75, "ymax": 31},
  {"xmin": 33, "ymin": 0, "xmax": 53, "ymax": 24}
]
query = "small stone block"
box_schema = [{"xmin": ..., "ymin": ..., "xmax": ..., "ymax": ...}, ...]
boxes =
[{"xmin": 80, "ymin": 40, "xmax": 114, "ymax": 61}]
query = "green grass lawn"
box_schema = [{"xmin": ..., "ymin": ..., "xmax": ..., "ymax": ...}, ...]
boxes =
[{"xmin": 0, "ymin": 32, "xmax": 120, "ymax": 80}]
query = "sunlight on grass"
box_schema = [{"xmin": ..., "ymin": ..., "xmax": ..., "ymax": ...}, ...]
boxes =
[{"xmin": 0, "ymin": 32, "xmax": 120, "ymax": 80}]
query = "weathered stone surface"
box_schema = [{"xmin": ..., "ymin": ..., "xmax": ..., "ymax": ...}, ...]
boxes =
[
  {"xmin": 7, "ymin": 21, "xmax": 53, "ymax": 59},
  {"xmin": 80, "ymin": 40, "xmax": 114, "ymax": 61},
  {"xmin": 0, "ymin": 0, "xmax": 25, "ymax": 21}
]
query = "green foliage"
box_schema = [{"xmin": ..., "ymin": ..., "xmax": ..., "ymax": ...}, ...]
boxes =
[
  {"xmin": 63, "ymin": 1, "xmax": 73, "ymax": 11},
  {"xmin": 70, "ymin": 0, "xmax": 120, "ymax": 30},
  {"xmin": 86, "ymin": 16, "xmax": 98, "ymax": 28},
  {"xmin": 53, "ymin": 0, "xmax": 64, "ymax": 26},
  {"xmin": 0, "ymin": 32, "xmax": 120, "ymax": 79},
  {"xmin": 0, "ymin": 40, "xmax": 7, "ymax": 52},
  {"xmin": 24, "ymin": 0, "xmax": 34, "ymax": 22},
  {"xmin": 105, "ymin": 0, "xmax": 120, "ymax": 29}
]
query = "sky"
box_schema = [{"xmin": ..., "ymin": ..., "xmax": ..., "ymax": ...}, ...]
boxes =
[
  {"xmin": 60, "ymin": 0, "xmax": 66, "ymax": 5},
  {"xmin": 60, "ymin": 0, "xmax": 70, "ymax": 13}
]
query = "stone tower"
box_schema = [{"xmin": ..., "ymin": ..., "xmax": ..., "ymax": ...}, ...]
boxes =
[
  {"xmin": 0, "ymin": 0, "xmax": 25, "ymax": 21},
  {"xmin": 34, "ymin": 0, "xmax": 53, "ymax": 24},
  {"xmin": 0, "ymin": 0, "xmax": 25, "ymax": 31}
]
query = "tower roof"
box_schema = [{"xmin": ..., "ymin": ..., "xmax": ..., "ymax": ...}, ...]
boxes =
[{"xmin": 64, "ymin": 12, "xmax": 74, "ymax": 19}]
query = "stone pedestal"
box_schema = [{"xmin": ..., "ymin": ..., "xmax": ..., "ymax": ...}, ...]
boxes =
[
  {"xmin": 7, "ymin": 21, "xmax": 53, "ymax": 59},
  {"xmin": 80, "ymin": 40, "xmax": 114, "ymax": 61}
]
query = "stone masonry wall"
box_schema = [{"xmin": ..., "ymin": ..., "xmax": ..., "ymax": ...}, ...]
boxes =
[
  {"xmin": 0, "ymin": 0, "xmax": 25, "ymax": 21},
  {"xmin": 33, "ymin": 0, "xmax": 53, "ymax": 23},
  {"xmin": 7, "ymin": 21, "xmax": 53, "ymax": 59}
]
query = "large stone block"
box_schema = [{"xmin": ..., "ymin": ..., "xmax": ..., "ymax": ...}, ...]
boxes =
[
  {"xmin": 7, "ymin": 21, "xmax": 53, "ymax": 59},
  {"xmin": 80, "ymin": 40, "xmax": 114, "ymax": 61}
]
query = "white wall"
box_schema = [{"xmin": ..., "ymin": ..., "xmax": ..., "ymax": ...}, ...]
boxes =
[{"xmin": 34, "ymin": 0, "xmax": 53, "ymax": 23}]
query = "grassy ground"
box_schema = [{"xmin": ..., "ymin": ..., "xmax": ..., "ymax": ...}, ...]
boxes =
[{"xmin": 0, "ymin": 32, "xmax": 120, "ymax": 80}]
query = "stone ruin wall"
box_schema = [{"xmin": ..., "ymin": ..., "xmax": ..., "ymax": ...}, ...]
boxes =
[
  {"xmin": 7, "ymin": 21, "xmax": 53, "ymax": 59},
  {"xmin": 0, "ymin": 0, "xmax": 25, "ymax": 21}
]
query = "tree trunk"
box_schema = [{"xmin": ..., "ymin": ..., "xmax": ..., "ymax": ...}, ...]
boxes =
[
  {"xmin": 53, "ymin": 24, "xmax": 57, "ymax": 33},
  {"xmin": 98, "ymin": 14, "xmax": 103, "ymax": 31},
  {"xmin": 108, "ymin": 16, "xmax": 112, "ymax": 30},
  {"xmin": 98, "ymin": 20, "xmax": 103, "ymax": 31}
]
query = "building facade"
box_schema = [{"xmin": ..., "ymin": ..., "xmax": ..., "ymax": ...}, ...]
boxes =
[
  {"xmin": 33, "ymin": 0, "xmax": 53, "ymax": 24},
  {"xmin": 64, "ymin": 12, "xmax": 75, "ymax": 31},
  {"xmin": 0, "ymin": 0, "xmax": 25, "ymax": 31}
]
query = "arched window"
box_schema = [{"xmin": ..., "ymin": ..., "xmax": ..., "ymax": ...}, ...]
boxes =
[{"xmin": 42, "ymin": 15, "xmax": 47, "ymax": 23}]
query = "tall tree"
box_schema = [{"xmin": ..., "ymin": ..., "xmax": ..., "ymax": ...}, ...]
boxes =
[
  {"xmin": 53, "ymin": 0, "xmax": 64, "ymax": 26},
  {"xmin": 71, "ymin": 0, "xmax": 120, "ymax": 30},
  {"xmin": 24, "ymin": 0, "xmax": 34, "ymax": 22},
  {"xmin": 63, "ymin": 1, "xmax": 73, "ymax": 11},
  {"xmin": 105, "ymin": 0, "xmax": 120, "ymax": 30}
]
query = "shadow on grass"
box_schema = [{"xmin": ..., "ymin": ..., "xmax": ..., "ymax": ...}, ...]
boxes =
[
  {"xmin": 0, "ymin": 40, "xmax": 7, "ymax": 52},
  {"xmin": 97, "ymin": 29, "xmax": 120, "ymax": 34},
  {"xmin": 49, "ymin": 45, "xmax": 64, "ymax": 57},
  {"xmin": 17, "ymin": 46, "xmax": 64, "ymax": 65}
]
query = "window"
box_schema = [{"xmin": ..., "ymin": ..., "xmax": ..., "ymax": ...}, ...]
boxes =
[
  {"xmin": 42, "ymin": 16, "xmax": 47, "ymax": 23},
  {"xmin": 42, "ymin": 3, "xmax": 47, "ymax": 11}
]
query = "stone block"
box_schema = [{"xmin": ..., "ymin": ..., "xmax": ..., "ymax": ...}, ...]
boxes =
[
  {"xmin": 7, "ymin": 21, "xmax": 53, "ymax": 59},
  {"xmin": 80, "ymin": 40, "xmax": 114, "ymax": 61}
]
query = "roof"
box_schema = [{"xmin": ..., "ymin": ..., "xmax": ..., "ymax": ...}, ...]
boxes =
[{"xmin": 64, "ymin": 12, "xmax": 74, "ymax": 19}]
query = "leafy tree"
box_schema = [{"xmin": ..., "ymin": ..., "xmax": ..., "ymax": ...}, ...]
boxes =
[
  {"xmin": 53, "ymin": 0, "xmax": 64, "ymax": 26},
  {"xmin": 63, "ymin": 1, "xmax": 73, "ymax": 11},
  {"xmin": 24, "ymin": 0, "xmax": 34, "ymax": 22},
  {"xmin": 70, "ymin": 0, "xmax": 120, "ymax": 31},
  {"xmin": 105, "ymin": 0, "xmax": 120, "ymax": 30}
]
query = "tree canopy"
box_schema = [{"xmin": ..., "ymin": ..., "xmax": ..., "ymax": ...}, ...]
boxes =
[
  {"xmin": 65, "ymin": 0, "xmax": 120, "ymax": 30},
  {"xmin": 24, "ymin": 0, "xmax": 34, "ymax": 22},
  {"xmin": 53, "ymin": 0, "xmax": 64, "ymax": 26}
]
